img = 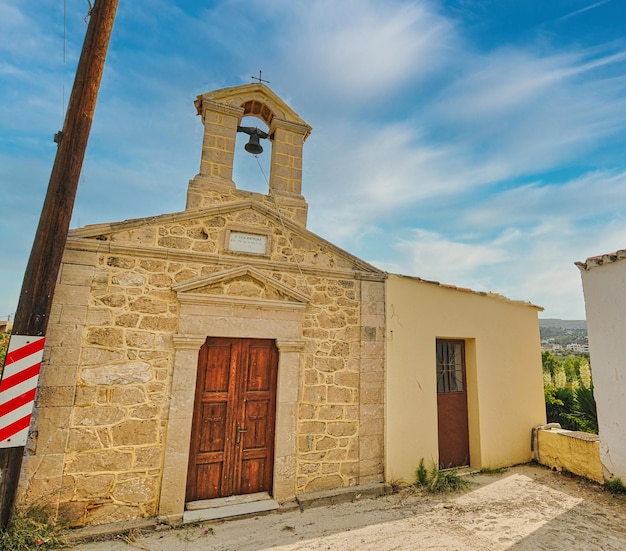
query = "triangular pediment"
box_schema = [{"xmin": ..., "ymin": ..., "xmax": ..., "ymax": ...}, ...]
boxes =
[
  {"xmin": 68, "ymin": 200, "xmax": 384, "ymax": 276},
  {"xmin": 196, "ymin": 83, "xmax": 310, "ymax": 135},
  {"xmin": 173, "ymin": 265, "xmax": 310, "ymax": 305}
]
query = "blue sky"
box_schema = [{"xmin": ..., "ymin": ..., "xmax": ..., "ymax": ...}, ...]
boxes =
[{"xmin": 2, "ymin": 0, "xmax": 626, "ymax": 322}]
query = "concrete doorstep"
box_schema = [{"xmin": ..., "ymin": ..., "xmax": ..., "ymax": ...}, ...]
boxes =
[
  {"xmin": 63, "ymin": 482, "xmax": 393, "ymax": 545},
  {"xmin": 296, "ymin": 482, "xmax": 393, "ymax": 510}
]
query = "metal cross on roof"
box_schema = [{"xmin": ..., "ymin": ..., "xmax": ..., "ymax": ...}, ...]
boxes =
[{"xmin": 251, "ymin": 70, "xmax": 270, "ymax": 84}]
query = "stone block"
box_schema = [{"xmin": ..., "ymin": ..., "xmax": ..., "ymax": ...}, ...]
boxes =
[
  {"xmin": 304, "ymin": 474, "xmax": 343, "ymax": 493},
  {"xmin": 80, "ymin": 348, "xmax": 126, "ymax": 367},
  {"xmin": 360, "ymin": 386, "xmax": 384, "ymax": 405},
  {"xmin": 299, "ymin": 421, "xmax": 326, "ymax": 435},
  {"xmin": 134, "ymin": 446, "xmax": 162, "ymax": 469},
  {"xmin": 125, "ymin": 330, "xmax": 156, "ymax": 349},
  {"xmin": 111, "ymin": 227, "xmax": 157, "ymax": 245},
  {"xmin": 359, "ymin": 459, "xmax": 384, "ymax": 481},
  {"xmin": 360, "ymin": 357, "xmax": 384, "ymax": 373},
  {"xmin": 74, "ymin": 386, "xmax": 97, "ymax": 406},
  {"xmin": 360, "ymin": 404, "xmax": 384, "ymax": 420},
  {"xmin": 315, "ymin": 436, "xmax": 337, "ymax": 451},
  {"xmin": 34, "ymin": 406, "xmax": 71, "ymax": 454},
  {"xmin": 139, "ymin": 316, "xmax": 178, "ymax": 332},
  {"xmin": 314, "ymin": 357, "xmax": 345, "ymax": 372},
  {"xmin": 139, "ymin": 259, "xmax": 167, "ymax": 272},
  {"xmin": 30, "ymin": 453, "xmax": 65, "ymax": 479},
  {"xmin": 297, "ymin": 404, "xmax": 316, "ymax": 420},
  {"xmin": 45, "ymin": 323, "xmax": 84, "ymax": 348},
  {"xmin": 318, "ymin": 405, "xmax": 343, "ymax": 421},
  {"xmin": 129, "ymin": 296, "xmax": 168, "ymax": 314},
  {"xmin": 327, "ymin": 386, "xmax": 354, "ymax": 404},
  {"xmin": 111, "ymin": 419, "xmax": 159, "ymax": 447},
  {"xmin": 360, "ymin": 370, "xmax": 384, "ymax": 388},
  {"xmin": 111, "ymin": 387, "xmax": 146, "ymax": 405},
  {"xmin": 85, "ymin": 308, "xmax": 113, "ymax": 326},
  {"xmin": 112, "ymin": 476, "xmax": 158, "ymax": 504},
  {"xmin": 334, "ymin": 371, "xmax": 359, "ymax": 388},
  {"xmin": 60, "ymin": 264, "xmax": 95, "ymax": 286},
  {"xmin": 148, "ymin": 273, "xmax": 173, "ymax": 287},
  {"xmin": 68, "ymin": 428, "xmax": 102, "ymax": 453},
  {"xmin": 81, "ymin": 361, "xmax": 152, "ymax": 385},
  {"xmin": 361, "ymin": 341, "xmax": 384, "ymax": 360},
  {"xmin": 327, "ymin": 421, "xmax": 358, "ymax": 437},
  {"xmin": 84, "ymin": 502, "xmax": 141, "ymax": 526},
  {"xmin": 57, "ymin": 304, "xmax": 89, "ymax": 324},
  {"xmin": 65, "ymin": 450, "xmax": 133, "ymax": 474},
  {"xmin": 339, "ymin": 461, "xmax": 359, "ymax": 479},
  {"xmin": 359, "ymin": 435, "xmax": 383, "ymax": 461},
  {"xmin": 39, "ymin": 359, "xmax": 79, "ymax": 387},
  {"xmin": 57, "ymin": 500, "xmax": 87, "ymax": 526},
  {"xmin": 319, "ymin": 462, "xmax": 339, "ymax": 476},
  {"xmin": 36, "ymin": 386, "xmax": 75, "ymax": 408},
  {"xmin": 106, "ymin": 256, "xmax": 136, "ymax": 269},
  {"xmin": 72, "ymin": 406, "xmax": 125, "ymax": 427},
  {"xmin": 360, "ymin": 417, "xmax": 384, "ymax": 437},
  {"xmin": 129, "ymin": 404, "xmax": 162, "ymax": 420},
  {"xmin": 114, "ymin": 313, "xmax": 140, "ymax": 327},
  {"xmin": 361, "ymin": 313, "xmax": 384, "ymax": 327},
  {"xmin": 53, "ymin": 284, "xmax": 91, "ymax": 306},
  {"xmin": 75, "ymin": 474, "xmax": 115, "ymax": 499},
  {"xmin": 302, "ymin": 385, "xmax": 326, "ymax": 403},
  {"xmin": 85, "ymin": 327, "xmax": 124, "ymax": 348},
  {"xmin": 98, "ymin": 293, "xmax": 127, "ymax": 308},
  {"xmin": 62, "ymin": 249, "xmax": 98, "ymax": 267},
  {"xmin": 361, "ymin": 281, "xmax": 385, "ymax": 302}
]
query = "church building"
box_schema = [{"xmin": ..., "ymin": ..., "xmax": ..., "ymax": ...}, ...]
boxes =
[{"xmin": 18, "ymin": 83, "xmax": 545, "ymax": 527}]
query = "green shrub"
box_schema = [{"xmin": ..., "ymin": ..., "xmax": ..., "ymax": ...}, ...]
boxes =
[
  {"xmin": 415, "ymin": 458, "xmax": 428, "ymax": 486},
  {"xmin": 0, "ymin": 506, "xmax": 64, "ymax": 550},
  {"xmin": 414, "ymin": 459, "xmax": 470, "ymax": 494},
  {"xmin": 605, "ymin": 478, "xmax": 626, "ymax": 494}
]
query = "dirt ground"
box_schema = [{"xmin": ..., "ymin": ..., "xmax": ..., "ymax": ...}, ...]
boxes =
[{"xmin": 71, "ymin": 464, "xmax": 626, "ymax": 551}]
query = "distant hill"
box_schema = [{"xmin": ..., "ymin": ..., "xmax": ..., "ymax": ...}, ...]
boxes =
[
  {"xmin": 539, "ymin": 319, "xmax": 587, "ymax": 330},
  {"xmin": 539, "ymin": 319, "xmax": 587, "ymax": 348}
]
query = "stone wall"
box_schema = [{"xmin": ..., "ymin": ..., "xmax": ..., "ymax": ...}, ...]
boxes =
[{"xmin": 20, "ymin": 205, "xmax": 385, "ymax": 526}]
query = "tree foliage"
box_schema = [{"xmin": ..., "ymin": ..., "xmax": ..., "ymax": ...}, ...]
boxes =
[
  {"xmin": 542, "ymin": 350, "xmax": 598, "ymax": 433},
  {"xmin": 0, "ymin": 330, "xmax": 10, "ymax": 376}
]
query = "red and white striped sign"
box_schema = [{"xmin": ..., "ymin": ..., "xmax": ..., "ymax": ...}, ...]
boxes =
[{"xmin": 0, "ymin": 336, "xmax": 45, "ymax": 448}]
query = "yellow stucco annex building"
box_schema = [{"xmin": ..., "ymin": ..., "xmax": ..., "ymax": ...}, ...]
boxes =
[{"xmin": 18, "ymin": 84, "xmax": 546, "ymax": 527}]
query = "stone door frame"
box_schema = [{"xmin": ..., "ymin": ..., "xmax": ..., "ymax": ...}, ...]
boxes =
[{"xmin": 158, "ymin": 292, "xmax": 306, "ymax": 522}]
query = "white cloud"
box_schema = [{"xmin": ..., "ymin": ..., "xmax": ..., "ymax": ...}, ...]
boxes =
[
  {"xmin": 288, "ymin": 0, "xmax": 454, "ymax": 98},
  {"xmin": 3, "ymin": 0, "xmax": 626, "ymax": 323}
]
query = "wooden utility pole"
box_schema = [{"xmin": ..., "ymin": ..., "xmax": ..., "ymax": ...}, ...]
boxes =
[{"xmin": 0, "ymin": 0, "xmax": 119, "ymax": 528}]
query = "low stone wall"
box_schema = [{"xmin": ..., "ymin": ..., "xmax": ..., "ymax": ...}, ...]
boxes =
[{"xmin": 535, "ymin": 425, "xmax": 602, "ymax": 483}]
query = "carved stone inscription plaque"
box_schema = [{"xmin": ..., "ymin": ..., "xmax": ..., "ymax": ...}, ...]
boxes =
[{"xmin": 228, "ymin": 232, "xmax": 268, "ymax": 254}]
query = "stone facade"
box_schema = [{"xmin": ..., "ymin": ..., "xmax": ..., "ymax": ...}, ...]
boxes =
[{"xmin": 18, "ymin": 84, "xmax": 386, "ymax": 526}]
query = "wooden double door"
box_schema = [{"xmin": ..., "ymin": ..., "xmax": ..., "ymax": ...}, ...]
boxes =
[{"xmin": 186, "ymin": 337, "xmax": 279, "ymax": 502}]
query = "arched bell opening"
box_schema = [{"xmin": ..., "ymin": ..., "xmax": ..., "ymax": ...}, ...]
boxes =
[{"xmin": 233, "ymin": 115, "xmax": 272, "ymax": 195}]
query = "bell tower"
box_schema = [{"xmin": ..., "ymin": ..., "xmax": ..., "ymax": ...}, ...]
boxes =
[{"xmin": 186, "ymin": 83, "xmax": 312, "ymax": 226}]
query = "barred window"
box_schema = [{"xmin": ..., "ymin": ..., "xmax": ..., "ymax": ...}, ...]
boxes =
[{"xmin": 436, "ymin": 340, "xmax": 465, "ymax": 393}]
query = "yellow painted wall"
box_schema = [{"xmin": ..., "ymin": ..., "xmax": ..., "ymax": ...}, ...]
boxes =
[
  {"xmin": 385, "ymin": 274, "xmax": 546, "ymax": 482},
  {"xmin": 537, "ymin": 428, "xmax": 603, "ymax": 483}
]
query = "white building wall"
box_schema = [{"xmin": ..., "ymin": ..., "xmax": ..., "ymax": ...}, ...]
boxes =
[{"xmin": 580, "ymin": 258, "xmax": 626, "ymax": 481}]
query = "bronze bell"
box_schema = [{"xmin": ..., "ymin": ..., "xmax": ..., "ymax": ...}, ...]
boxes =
[
  {"xmin": 245, "ymin": 134, "xmax": 264, "ymax": 155},
  {"xmin": 237, "ymin": 125, "xmax": 270, "ymax": 155}
]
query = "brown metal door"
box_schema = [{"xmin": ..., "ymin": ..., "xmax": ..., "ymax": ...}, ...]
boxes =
[
  {"xmin": 186, "ymin": 337, "xmax": 278, "ymax": 502},
  {"xmin": 436, "ymin": 339, "xmax": 470, "ymax": 468}
]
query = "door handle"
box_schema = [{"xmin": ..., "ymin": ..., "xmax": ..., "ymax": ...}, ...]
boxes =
[{"xmin": 236, "ymin": 425, "xmax": 247, "ymax": 444}]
